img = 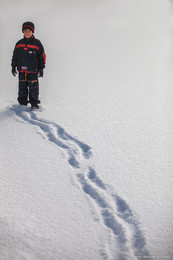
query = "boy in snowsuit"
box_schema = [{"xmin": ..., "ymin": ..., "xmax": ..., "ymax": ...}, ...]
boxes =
[{"xmin": 11, "ymin": 22, "xmax": 46, "ymax": 108}]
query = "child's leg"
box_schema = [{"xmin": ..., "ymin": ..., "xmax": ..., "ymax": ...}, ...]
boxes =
[
  {"xmin": 18, "ymin": 72, "xmax": 28, "ymax": 105},
  {"xmin": 28, "ymin": 73, "xmax": 40, "ymax": 106}
]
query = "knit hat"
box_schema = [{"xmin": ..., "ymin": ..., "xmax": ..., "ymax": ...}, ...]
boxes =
[{"xmin": 22, "ymin": 22, "xmax": 35, "ymax": 33}]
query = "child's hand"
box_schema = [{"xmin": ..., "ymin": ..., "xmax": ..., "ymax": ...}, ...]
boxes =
[
  {"xmin": 38, "ymin": 69, "xmax": 43, "ymax": 77},
  {"xmin": 12, "ymin": 66, "xmax": 17, "ymax": 77}
]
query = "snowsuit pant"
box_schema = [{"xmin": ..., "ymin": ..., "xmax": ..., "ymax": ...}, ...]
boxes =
[{"xmin": 18, "ymin": 72, "xmax": 39, "ymax": 106}]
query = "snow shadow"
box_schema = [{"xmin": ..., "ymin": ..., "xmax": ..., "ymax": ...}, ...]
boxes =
[
  {"xmin": 114, "ymin": 195, "xmax": 150, "ymax": 257},
  {"xmin": 30, "ymin": 111, "xmax": 92, "ymax": 160},
  {"xmin": 77, "ymin": 173, "xmax": 128, "ymax": 250},
  {"xmin": 77, "ymin": 167, "xmax": 150, "ymax": 259},
  {"xmin": 87, "ymin": 167, "xmax": 106, "ymax": 190},
  {"xmin": 9, "ymin": 104, "xmax": 150, "ymax": 259},
  {"xmin": 10, "ymin": 105, "xmax": 91, "ymax": 169}
]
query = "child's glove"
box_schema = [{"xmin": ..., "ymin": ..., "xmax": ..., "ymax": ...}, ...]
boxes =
[
  {"xmin": 38, "ymin": 69, "xmax": 44, "ymax": 77},
  {"xmin": 12, "ymin": 66, "xmax": 17, "ymax": 76}
]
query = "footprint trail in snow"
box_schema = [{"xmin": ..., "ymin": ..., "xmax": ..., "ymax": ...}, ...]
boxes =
[{"xmin": 10, "ymin": 105, "xmax": 150, "ymax": 260}]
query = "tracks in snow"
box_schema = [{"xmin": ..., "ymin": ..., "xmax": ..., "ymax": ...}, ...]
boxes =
[
  {"xmin": 12, "ymin": 105, "xmax": 91, "ymax": 169},
  {"xmin": 10, "ymin": 105, "xmax": 150, "ymax": 260}
]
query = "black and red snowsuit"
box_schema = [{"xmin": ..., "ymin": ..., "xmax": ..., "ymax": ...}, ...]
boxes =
[{"xmin": 11, "ymin": 35, "xmax": 46, "ymax": 106}]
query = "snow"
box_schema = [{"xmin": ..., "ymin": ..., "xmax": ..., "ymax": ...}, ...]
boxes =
[{"xmin": 1, "ymin": 0, "xmax": 173, "ymax": 259}]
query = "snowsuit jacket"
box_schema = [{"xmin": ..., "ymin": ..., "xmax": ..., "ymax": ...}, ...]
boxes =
[{"xmin": 11, "ymin": 36, "xmax": 46, "ymax": 73}]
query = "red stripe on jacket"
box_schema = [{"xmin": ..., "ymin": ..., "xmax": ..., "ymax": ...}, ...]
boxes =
[
  {"xmin": 16, "ymin": 44, "xmax": 25, "ymax": 48},
  {"xmin": 43, "ymin": 52, "xmax": 46, "ymax": 63},
  {"xmin": 16, "ymin": 44, "xmax": 39, "ymax": 50},
  {"xmin": 20, "ymin": 70, "xmax": 37, "ymax": 73},
  {"xmin": 27, "ymin": 44, "xmax": 39, "ymax": 50}
]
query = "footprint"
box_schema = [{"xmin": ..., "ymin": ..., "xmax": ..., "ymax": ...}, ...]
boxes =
[{"xmin": 9, "ymin": 104, "xmax": 150, "ymax": 259}]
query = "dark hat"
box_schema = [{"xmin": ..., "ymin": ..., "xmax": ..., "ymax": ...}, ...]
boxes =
[{"xmin": 22, "ymin": 22, "xmax": 35, "ymax": 33}]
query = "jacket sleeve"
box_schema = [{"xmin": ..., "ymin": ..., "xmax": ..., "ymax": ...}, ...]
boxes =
[
  {"xmin": 11, "ymin": 43, "xmax": 18, "ymax": 67},
  {"xmin": 38, "ymin": 41, "xmax": 46, "ymax": 70}
]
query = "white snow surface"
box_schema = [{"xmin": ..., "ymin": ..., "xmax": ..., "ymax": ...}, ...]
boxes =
[{"xmin": 1, "ymin": 0, "xmax": 173, "ymax": 259}]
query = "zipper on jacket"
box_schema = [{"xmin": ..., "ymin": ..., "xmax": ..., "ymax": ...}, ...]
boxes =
[{"xmin": 24, "ymin": 38, "xmax": 28, "ymax": 50}]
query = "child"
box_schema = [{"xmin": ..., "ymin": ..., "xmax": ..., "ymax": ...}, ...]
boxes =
[{"xmin": 11, "ymin": 21, "xmax": 46, "ymax": 108}]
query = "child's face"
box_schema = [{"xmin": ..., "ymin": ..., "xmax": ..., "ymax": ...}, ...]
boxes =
[{"xmin": 23, "ymin": 28, "xmax": 33, "ymax": 38}]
